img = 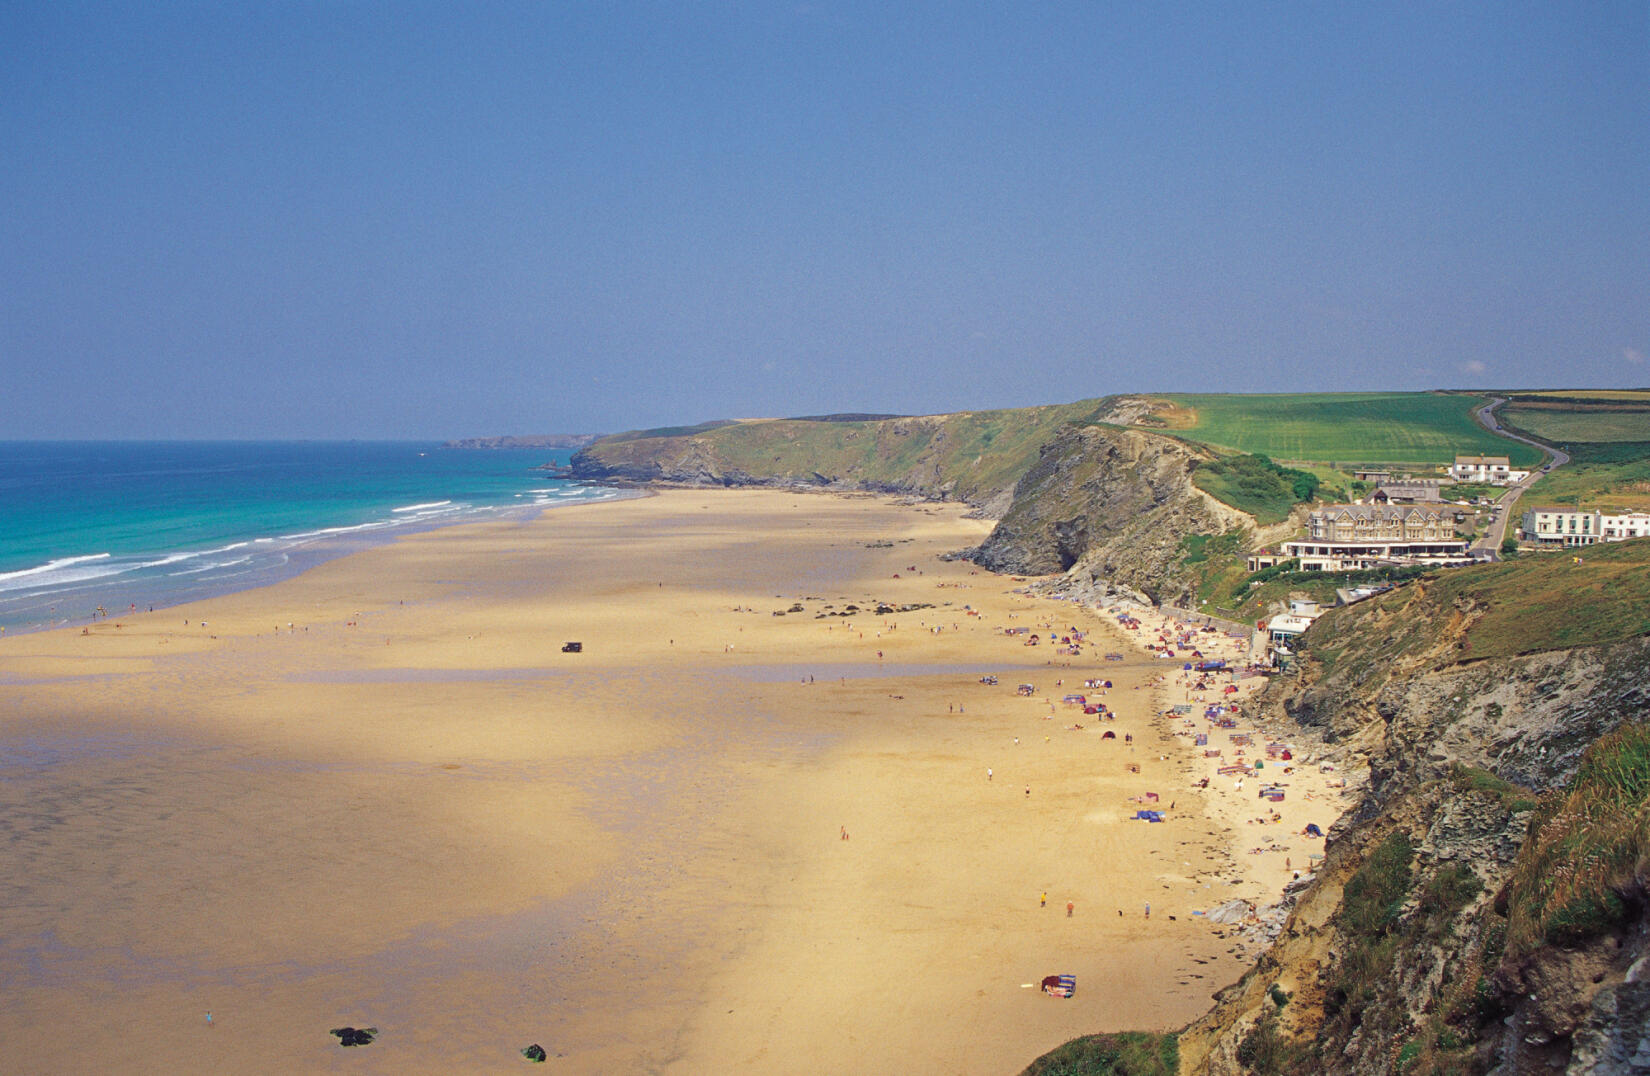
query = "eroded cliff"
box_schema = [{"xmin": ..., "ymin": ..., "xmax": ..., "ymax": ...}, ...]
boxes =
[
  {"xmin": 971, "ymin": 425, "xmax": 1250, "ymax": 608},
  {"xmin": 571, "ymin": 410, "xmax": 1257, "ymax": 606},
  {"xmin": 1178, "ymin": 541, "xmax": 1650, "ymax": 1076}
]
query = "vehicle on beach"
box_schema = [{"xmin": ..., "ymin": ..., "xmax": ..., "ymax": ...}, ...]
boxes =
[{"xmin": 561, "ymin": 641, "xmax": 583, "ymax": 652}]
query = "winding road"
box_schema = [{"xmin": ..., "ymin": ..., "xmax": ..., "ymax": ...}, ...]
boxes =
[{"xmin": 1469, "ymin": 396, "xmax": 1569, "ymax": 558}]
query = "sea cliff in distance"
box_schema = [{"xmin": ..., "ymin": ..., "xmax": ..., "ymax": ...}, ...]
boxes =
[{"xmin": 444, "ymin": 433, "xmax": 603, "ymax": 450}]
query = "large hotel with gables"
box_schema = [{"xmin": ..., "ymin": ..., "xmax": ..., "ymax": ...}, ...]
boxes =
[{"xmin": 1277, "ymin": 503, "xmax": 1469, "ymax": 571}]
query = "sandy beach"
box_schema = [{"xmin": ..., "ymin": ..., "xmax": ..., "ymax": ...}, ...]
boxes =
[{"xmin": 0, "ymin": 489, "xmax": 1339, "ymax": 1073}]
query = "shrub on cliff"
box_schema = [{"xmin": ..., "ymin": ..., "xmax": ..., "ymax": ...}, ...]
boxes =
[
  {"xmin": 1191, "ymin": 453, "xmax": 1319, "ymax": 525},
  {"xmin": 1503, "ymin": 722, "xmax": 1650, "ymax": 962},
  {"xmin": 1019, "ymin": 1032, "xmax": 1178, "ymax": 1076}
]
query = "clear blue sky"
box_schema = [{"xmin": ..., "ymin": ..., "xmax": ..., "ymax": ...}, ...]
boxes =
[{"xmin": 4, "ymin": 2, "xmax": 1646, "ymax": 439}]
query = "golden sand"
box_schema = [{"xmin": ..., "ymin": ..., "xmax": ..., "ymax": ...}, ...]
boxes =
[{"xmin": 0, "ymin": 489, "xmax": 1337, "ymax": 1073}]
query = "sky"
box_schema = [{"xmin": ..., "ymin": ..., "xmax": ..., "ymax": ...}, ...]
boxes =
[{"xmin": 3, "ymin": 2, "xmax": 1646, "ymax": 440}]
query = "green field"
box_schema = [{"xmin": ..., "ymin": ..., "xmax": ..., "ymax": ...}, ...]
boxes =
[
  {"xmin": 1526, "ymin": 448, "xmax": 1650, "ymax": 512},
  {"xmin": 1500, "ymin": 407, "xmax": 1650, "ymax": 444},
  {"xmin": 1150, "ymin": 393, "xmax": 1542, "ymax": 467}
]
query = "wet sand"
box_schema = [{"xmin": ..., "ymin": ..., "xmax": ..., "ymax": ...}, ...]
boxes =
[{"xmin": 0, "ymin": 489, "xmax": 1305, "ymax": 1073}]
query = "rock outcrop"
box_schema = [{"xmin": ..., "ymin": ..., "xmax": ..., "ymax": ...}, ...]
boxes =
[{"xmin": 970, "ymin": 425, "xmax": 1245, "ymax": 608}]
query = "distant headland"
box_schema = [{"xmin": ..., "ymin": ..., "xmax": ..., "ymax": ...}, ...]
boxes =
[{"xmin": 443, "ymin": 433, "xmax": 603, "ymax": 450}]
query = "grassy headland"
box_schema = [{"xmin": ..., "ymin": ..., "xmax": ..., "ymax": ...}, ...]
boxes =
[{"xmin": 575, "ymin": 398, "xmax": 1116, "ymax": 505}]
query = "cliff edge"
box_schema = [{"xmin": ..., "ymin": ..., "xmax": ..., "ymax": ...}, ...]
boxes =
[{"xmin": 1175, "ymin": 540, "xmax": 1650, "ymax": 1076}]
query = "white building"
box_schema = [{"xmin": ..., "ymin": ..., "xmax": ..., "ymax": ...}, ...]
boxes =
[
  {"xmin": 1449, "ymin": 455, "xmax": 1530, "ymax": 486},
  {"xmin": 1521, "ymin": 507, "xmax": 1650, "ymax": 546}
]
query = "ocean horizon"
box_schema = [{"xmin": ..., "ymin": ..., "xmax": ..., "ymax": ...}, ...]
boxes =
[{"xmin": 0, "ymin": 440, "xmax": 623, "ymax": 635}]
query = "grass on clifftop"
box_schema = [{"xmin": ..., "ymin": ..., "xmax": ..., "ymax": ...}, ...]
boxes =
[
  {"xmin": 1302, "ymin": 538, "xmax": 1650, "ymax": 674},
  {"xmin": 1145, "ymin": 392, "xmax": 1541, "ymax": 467}
]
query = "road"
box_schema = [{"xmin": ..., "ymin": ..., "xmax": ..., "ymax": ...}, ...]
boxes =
[{"xmin": 1469, "ymin": 396, "xmax": 1570, "ymax": 558}]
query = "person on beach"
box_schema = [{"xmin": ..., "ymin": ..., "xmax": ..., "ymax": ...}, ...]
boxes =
[
  {"xmin": 1066, "ymin": 901, "xmax": 1074, "ymax": 917},
  {"xmin": 1041, "ymin": 892, "xmax": 1047, "ymax": 907}
]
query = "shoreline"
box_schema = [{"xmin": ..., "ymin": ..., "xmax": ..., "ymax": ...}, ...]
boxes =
[
  {"xmin": 0, "ymin": 488, "xmax": 1338, "ymax": 1072},
  {"xmin": 0, "ymin": 482, "xmax": 644, "ymax": 639}
]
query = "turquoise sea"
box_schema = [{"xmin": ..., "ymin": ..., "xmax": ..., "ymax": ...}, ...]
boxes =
[{"xmin": 0, "ymin": 441, "xmax": 621, "ymax": 634}]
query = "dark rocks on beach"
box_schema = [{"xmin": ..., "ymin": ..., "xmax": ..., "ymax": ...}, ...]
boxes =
[
  {"xmin": 522, "ymin": 1043, "xmax": 549, "ymax": 1062},
  {"xmin": 330, "ymin": 1026, "xmax": 378, "ymax": 1047}
]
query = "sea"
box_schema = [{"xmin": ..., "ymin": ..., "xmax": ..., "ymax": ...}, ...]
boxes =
[{"xmin": 0, "ymin": 441, "xmax": 624, "ymax": 635}]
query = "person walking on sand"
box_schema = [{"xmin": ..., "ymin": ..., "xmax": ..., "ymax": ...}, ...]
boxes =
[
  {"xmin": 841, "ymin": 826, "xmax": 850, "ymax": 841},
  {"xmin": 1066, "ymin": 901, "xmax": 1074, "ymax": 917},
  {"xmin": 987, "ymin": 768, "xmax": 992, "ymax": 781},
  {"xmin": 1040, "ymin": 892, "xmax": 1047, "ymax": 907}
]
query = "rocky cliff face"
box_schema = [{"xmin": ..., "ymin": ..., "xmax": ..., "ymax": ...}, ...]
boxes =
[
  {"xmin": 572, "ymin": 418, "xmax": 1254, "ymax": 608},
  {"xmin": 970, "ymin": 425, "xmax": 1245, "ymax": 608},
  {"xmin": 1179, "ymin": 549, "xmax": 1650, "ymax": 1076}
]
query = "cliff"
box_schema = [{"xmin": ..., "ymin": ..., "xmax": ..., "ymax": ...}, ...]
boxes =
[
  {"xmin": 1175, "ymin": 539, "xmax": 1650, "ymax": 1076},
  {"xmin": 571, "ymin": 407, "xmax": 1264, "ymax": 608},
  {"xmin": 970, "ymin": 424, "xmax": 1251, "ymax": 608},
  {"xmin": 568, "ymin": 401, "xmax": 1116, "ymax": 512}
]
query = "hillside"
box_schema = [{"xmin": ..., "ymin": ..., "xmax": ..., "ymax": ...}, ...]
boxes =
[
  {"xmin": 1496, "ymin": 392, "xmax": 1650, "ymax": 513},
  {"xmin": 569, "ymin": 400, "xmax": 1115, "ymax": 513},
  {"xmin": 1042, "ymin": 539, "xmax": 1650, "ymax": 1076},
  {"xmin": 570, "ymin": 392, "xmax": 1545, "ymax": 603},
  {"xmin": 970, "ymin": 425, "xmax": 1247, "ymax": 608}
]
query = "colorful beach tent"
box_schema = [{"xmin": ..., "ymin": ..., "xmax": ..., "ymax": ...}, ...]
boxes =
[{"xmin": 1041, "ymin": 974, "xmax": 1077, "ymax": 998}]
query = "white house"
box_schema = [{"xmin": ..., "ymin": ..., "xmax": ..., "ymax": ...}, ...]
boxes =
[{"xmin": 1449, "ymin": 455, "xmax": 1530, "ymax": 486}]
